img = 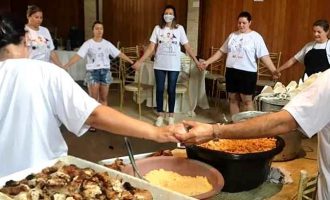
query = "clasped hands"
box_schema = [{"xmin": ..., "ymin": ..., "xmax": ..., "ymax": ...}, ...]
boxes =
[{"xmin": 168, "ymin": 121, "xmax": 214, "ymax": 145}]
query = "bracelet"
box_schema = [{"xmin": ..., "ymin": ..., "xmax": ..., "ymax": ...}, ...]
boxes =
[{"xmin": 212, "ymin": 123, "xmax": 222, "ymax": 139}]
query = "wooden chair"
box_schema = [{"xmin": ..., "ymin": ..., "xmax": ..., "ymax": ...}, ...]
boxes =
[
  {"xmin": 296, "ymin": 170, "xmax": 318, "ymax": 200},
  {"xmin": 120, "ymin": 46, "xmax": 153, "ymax": 118},
  {"xmin": 256, "ymin": 52, "xmax": 282, "ymax": 87},
  {"xmin": 205, "ymin": 46, "xmax": 226, "ymax": 98},
  {"xmin": 175, "ymin": 56, "xmax": 193, "ymax": 112},
  {"xmin": 109, "ymin": 41, "xmax": 122, "ymax": 96}
]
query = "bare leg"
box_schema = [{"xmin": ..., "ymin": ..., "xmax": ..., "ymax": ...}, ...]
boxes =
[
  {"xmin": 88, "ymin": 83, "xmax": 100, "ymax": 102},
  {"xmin": 240, "ymin": 94, "xmax": 254, "ymax": 111},
  {"xmin": 99, "ymin": 84, "xmax": 110, "ymax": 106},
  {"xmin": 228, "ymin": 92, "xmax": 240, "ymax": 116}
]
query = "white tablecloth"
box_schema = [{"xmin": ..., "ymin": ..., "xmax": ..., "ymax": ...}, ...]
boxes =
[
  {"xmin": 55, "ymin": 50, "xmax": 86, "ymax": 81},
  {"xmin": 137, "ymin": 59, "xmax": 209, "ymax": 116}
]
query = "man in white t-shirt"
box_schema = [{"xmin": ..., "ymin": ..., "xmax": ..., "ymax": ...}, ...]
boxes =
[{"xmin": 176, "ymin": 69, "xmax": 330, "ymax": 200}]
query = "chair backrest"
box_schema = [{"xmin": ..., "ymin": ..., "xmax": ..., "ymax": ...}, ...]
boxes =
[
  {"xmin": 209, "ymin": 46, "xmax": 226, "ymax": 76},
  {"xmin": 257, "ymin": 52, "xmax": 281, "ymax": 80},
  {"xmin": 120, "ymin": 46, "xmax": 140, "ymax": 85},
  {"xmin": 178, "ymin": 55, "xmax": 192, "ymax": 85},
  {"xmin": 110, "ymin": 41, "xmax": 121, "ymax": 81},
  {"xmin": 297, "ymin": 170, "xmax": 318, "ymax": 200}
]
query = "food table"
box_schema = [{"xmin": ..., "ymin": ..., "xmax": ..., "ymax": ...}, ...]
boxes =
[
  {"xmin": 137, "ymin": 57, "xmax": 209, "ymax": 115},
  {"xmin": 55, "ymin": 50, "xmax": 86, "ymax": 81}
]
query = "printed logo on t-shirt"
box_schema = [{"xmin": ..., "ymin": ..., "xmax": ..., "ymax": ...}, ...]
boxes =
[
  {"xmin": 230, "ymin": 37, "xmax": 244, "ymax": 59},
  {"xmin": 157, "ymin": 31, "xmax": 179, "ymax": 56}
]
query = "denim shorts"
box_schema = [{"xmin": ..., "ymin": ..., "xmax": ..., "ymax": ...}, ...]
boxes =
[{"xmin": 85, "ymin": 68, "xmax": 112, "ymax": 86}]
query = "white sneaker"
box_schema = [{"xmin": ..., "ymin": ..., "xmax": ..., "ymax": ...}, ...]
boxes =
[
  {"xmin": 168, "ymin": 117, "xmax": 175, "ymax": 125},
  {"xmin": 155, "ymin": 116, "xmax": 164, "ymax": 127}
]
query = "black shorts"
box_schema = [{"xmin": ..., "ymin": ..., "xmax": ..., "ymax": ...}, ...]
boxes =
[{"xmin": 225, "ymin": 68, "xmax": 257, "ymax": 95}]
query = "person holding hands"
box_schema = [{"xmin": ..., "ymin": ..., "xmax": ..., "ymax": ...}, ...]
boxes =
[
  {"xmin": 64, "ymin": 21, "xmax": 133, "ymax": 107},
  {"xmin": 25, "ymin": 5, "xmax": 62, "ymax": 66},
  {"xmin": 200, "ymin": 11, "xmax": 280, "ymax": 116},
  {"xmin": 278, "ymin": 19, "xmax": 330, "ymax": 76},
  {"xmin": 132, "ymin": 5, "xmax": 199, "ymax": 126}
]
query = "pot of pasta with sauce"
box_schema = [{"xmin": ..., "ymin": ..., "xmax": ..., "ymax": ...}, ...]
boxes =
[{"xmin": 186, "ymin": 134, "xmax": 284, "ymax": 193}]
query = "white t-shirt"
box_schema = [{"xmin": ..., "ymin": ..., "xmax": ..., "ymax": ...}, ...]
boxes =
[
  {"xmin": 294, "ymin": 41, "xmax": 330, "ymax": 64},
  {"xmin": 150, "ymin": 25, "xmax": 189, "ymax": 71},
  {"xmin": 283, "ymin": 69, "xmax": 330, "ymax": 200},
  {"xmin": 25, "ymin": 25, "xmax": 55, "ymax": 62},
  {"xmin": 220, "ymin": 31, "xmax": 269, "ymax": 72},
  {"xmin": 0, "ymin": 59, "xmax": 99, "ymax": 177},
  {"xmin": 77, "ymin": 39, "xmax": 120, "ymax": 70}
]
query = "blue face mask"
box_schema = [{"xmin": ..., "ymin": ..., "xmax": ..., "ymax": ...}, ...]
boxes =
[{"xmin": 163, "ymin": 14, "xmax": 174, "ymax": 23}]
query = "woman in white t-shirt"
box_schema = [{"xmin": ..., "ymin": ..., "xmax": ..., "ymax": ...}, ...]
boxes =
[
  {"xmin": 64, "ymin": 21, "xmax": 133, "ymax": 107},
  {"xmin": 278, "ymin": 19, "xmax": 330, "ymax": 76},
  {"xmin": 25, "ymin": 5, "xmax": 62, "ymax": 66},
  {"xmin": 201, "ymin": 11, "xmax": 279, "ymax": 116},
  {"xmin": 132, "ymin": 5, "xmax": 199, "ymax": 126}
]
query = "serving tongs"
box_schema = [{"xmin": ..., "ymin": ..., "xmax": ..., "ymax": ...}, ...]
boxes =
[{"xmin": 124, "ymin": 137, "xmax": 147, "ymax": 181}]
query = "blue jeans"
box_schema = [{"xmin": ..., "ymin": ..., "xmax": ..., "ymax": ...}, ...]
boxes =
[{"xmin": 154, "ymin": 69, "xmax": 179, "ymax": 113}]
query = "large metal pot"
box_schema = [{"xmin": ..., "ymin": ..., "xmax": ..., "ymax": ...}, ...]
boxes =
[{"xmin": 254, "ymin": 97, "xmax": 302, "ymax": 161}]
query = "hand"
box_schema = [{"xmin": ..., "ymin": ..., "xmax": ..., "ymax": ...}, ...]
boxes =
[
  {"xmin": 154, "ymin": 124, "xmax": 186, "ymax": 143},
  {"xmin": 200, "ymin": 60, "xmax": 209, "ymax": 70},
  {"xmin": 197, "ymin": 59, "xmax": 205, "ymax": 71},
  {"xmin": 272, "ymin": 70, "xmax": 281, "ymax": 80},
  {"xmin": 132, "ymin": 60, "xmax": 142, "ymax": 70},
  {"xmin": 174, "ymin": 120, "xmax": 214, "ymax": 145}
]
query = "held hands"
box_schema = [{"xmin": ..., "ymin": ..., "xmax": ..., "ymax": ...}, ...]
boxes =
[
  {"xmin": 272, "ymin": 69, "xmax": 281, "ymax": 80},
  {"xmin": 172, "ymin": 121, "xmax": 214, "ymax": 145},
  {"xmin": 131, "ymin": 60, "xmax": 142, "ymax": 70},
  {"xmin": 197, "ymin": 59, "xmax": 209, "ymax": 71}
]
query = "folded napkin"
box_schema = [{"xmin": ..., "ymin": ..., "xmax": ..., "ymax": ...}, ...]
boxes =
[{"xmin": 267, "ymin": 167, "xmax": 293, "ymax": 184}]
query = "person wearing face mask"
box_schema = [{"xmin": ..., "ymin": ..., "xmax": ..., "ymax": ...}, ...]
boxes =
[
  {"xmin": 132, "ymin": 5, "xmax": 199, "ymax": 127},
  {"xmin": 25, "ymin": 5, "xmax": 62, "ymax": 66},
  {"xmin": 200, "ymin": 11, "xmax": 280, "ymax": 116},
  {"xmin": 278, "ymin": 19, "xmax": 330, "ymax": 76}
]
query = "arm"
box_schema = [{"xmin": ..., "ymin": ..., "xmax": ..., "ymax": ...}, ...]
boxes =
[
  {"xmin": 278, "ymin": 57, "xmax": 298, "ymax": 72},
  {"xmin": 260, "ymin": 55, "xmax": 281, "ymax": 79},
  {"xmin": 175, "ymin": 110, "xmax": 298, "ymax": 144},
  {"xmin": 85, "ymin": 105, "xmax": 181, "ymax": 143},
  {"xmin": 183, "ymin": 43, "xmax": 199, "ymax": 66},
  {"xmin": 132, "ymin": 42, "xmax": 156, "ymax": 70},
  {"xmin": 202, "ymin": 50, "xmax": 224, "ymax": 70},
  {"xmin": 63, "ymin": 54, "xmax": 82, "ymax": 69},
  {"xmin": 50, "ymin": 51, "xmax": 63, "ymax": 67},
  {"xmin": 118, "ymin": 52, "xmax": 134, "ymax": 65}
]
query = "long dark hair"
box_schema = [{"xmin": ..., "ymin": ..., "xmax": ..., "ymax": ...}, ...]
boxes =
[
  {"xmin": 0, "ymin": 15, "xmax": 26, "ymax": 49},
  {"xmin": 159, "ymin": 5, "xmax": 178, "ymax": 29}
]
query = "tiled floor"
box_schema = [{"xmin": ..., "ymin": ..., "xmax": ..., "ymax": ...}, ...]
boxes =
[{"xmin": 62, "ymin": 85, "xmax": 318, "ymax": 200}]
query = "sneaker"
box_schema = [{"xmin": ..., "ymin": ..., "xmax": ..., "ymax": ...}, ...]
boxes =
[
  {"xmin": 168, "ymin": 117, "xmax": 175, "ymax": 125},
  {"xmin": 155, "ymin": 116, "xmax": 164, "ymax": 127}
]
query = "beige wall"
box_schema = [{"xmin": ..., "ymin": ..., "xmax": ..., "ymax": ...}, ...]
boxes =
[
  {"xmin": 186, "ymin": 0, "xmax": 200, "ymax": 53},
  {"xmin": 84, "ymin": 0, "xmax": 96, "ymax": 40}
]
